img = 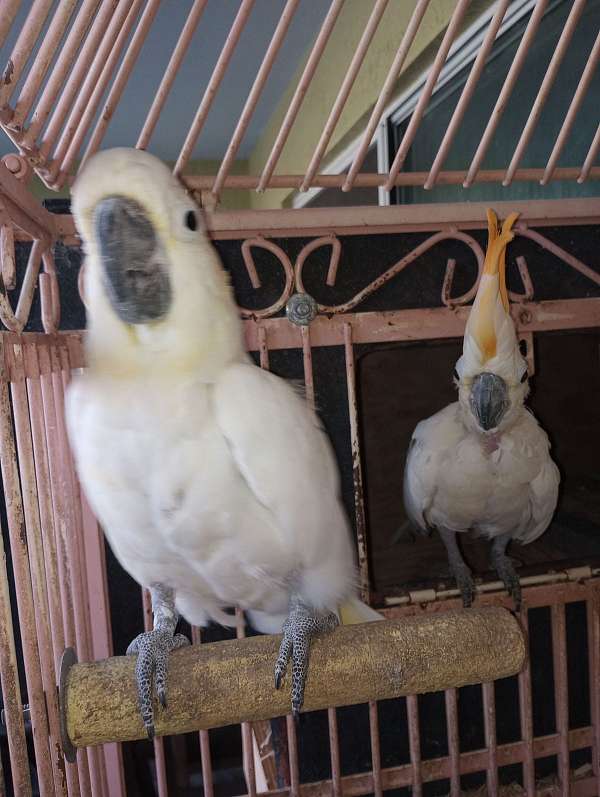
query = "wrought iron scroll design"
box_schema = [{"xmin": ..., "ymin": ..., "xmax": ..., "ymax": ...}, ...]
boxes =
[{"xmin": 239, "ymin": 224, "xmax": 600, "ymax": 320}]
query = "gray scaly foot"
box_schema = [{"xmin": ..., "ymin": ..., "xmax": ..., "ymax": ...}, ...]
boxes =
[
  {"xmin": 439, "ymin": 528, "xmax": 475, "ymax": 608},
  {"xmin": 126, "ymin": 584, "xmax": 189, "ymax": 739},
  {"xmin": 274, "ymin": 598, "xmax": 338, "ymax": 717},
  {"xmin": 491, "ymin": 532, "xmax": 521, "ymax": 610}
]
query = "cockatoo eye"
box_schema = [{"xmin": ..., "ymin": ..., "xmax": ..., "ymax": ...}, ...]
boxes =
[
  {"xmin": 520, "ymin": 370, "xmax": 528, "ymax": 383},
  {"xmin": 185, "ymin": 210, "xmax": 197, "ymax": 231}
]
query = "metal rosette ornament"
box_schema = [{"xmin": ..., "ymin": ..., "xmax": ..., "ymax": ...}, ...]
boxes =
[{"xmin": 286, "ymin": 292, "xmax": 318, "ymax": 326}]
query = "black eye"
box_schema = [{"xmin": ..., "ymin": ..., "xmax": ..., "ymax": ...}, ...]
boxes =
[
  {"xmin": 185, "ymin": 210, "xmax": 197, "ymax": 231},
  {"xmin": 520, "ymin": 370, "xmax": 528, "ymax": 383},
  {"xmin": 453, "ymin": 368, "xmax": 459, "ymax": 380}
]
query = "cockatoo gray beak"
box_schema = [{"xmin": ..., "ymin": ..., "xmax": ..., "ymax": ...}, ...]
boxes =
[
  {"xmin": 94, "ymin": 195, "xmax": 171, "ymax": 324},
  {"xmin": 469, "ymin": 371, "xmax": 509, "ymax": 431}
]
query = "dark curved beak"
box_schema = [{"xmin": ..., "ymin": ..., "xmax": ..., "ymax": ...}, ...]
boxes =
[
  {"xmin": 469, "ymin": 372, "xmax": 509, "ymax": 431},
  {"xmin": 94, "ymin": 195, "xmax": 171, "ymax": 324}
]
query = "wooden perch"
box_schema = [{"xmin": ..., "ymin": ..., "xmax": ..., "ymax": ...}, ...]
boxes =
[{"xmin": 60, "ymin": 607, "xmax": 525, "ymax": 757}]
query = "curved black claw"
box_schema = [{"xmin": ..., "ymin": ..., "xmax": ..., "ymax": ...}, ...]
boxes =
[
  {"xmin": 274, "ymin": 603, "xmax": 338, "ymax": 716},
  {"xmin": 494, "ymin": 555, "xmax": 522, "ymax": 611},
  {"xmin": 127, "ymin": 629, "xmax": 189, "ymax": 739},
  {"xmin": 452, "ymin": 564, "xmax": 475, "ymax": 608}
]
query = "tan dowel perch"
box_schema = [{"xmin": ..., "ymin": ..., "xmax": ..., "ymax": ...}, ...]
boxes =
[{"xmin": 60, "ymin": 607, "xmax": 525, "ymax": 757}]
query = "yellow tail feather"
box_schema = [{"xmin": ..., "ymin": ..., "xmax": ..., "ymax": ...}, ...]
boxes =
[{"xmin": 338, "ymin": 597, "xmax": 383, "ymax": 625}]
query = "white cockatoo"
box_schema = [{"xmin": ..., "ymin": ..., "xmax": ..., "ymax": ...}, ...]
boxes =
[
  {"xmin": 403, "ymin": 209, "xmax": 560, "ymax": 608},
  {"xmin": 67, "ymin": 147, "xmax": 380, "ymax": 737}
]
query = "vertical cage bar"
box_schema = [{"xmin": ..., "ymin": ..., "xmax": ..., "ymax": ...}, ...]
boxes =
[
  {"xmin": 286, "ymin": 715, "xmax": 300, "ymax": 797},
  {"xmin": 35, "ymin": 0, "xmax": 121, "ymax": 160},
  {"xmin": 406, "ymin": 694, "xmax": 422, "ymax": 797},
  {"xmin": 0, "ymin": 350, "xmax": 54, "ymax": 797},
  {"xmin": 301, "ymin": 325, "xmax": 315, "ymax": 406},
  {"xmin": 464, "ymin": 0, "xmax": 549, "ymax": 188},
  {"xmin": 542, "ymin": 29, "xmax": 600, "ymax": 185},
  {"xmin": 142, "ymin": 588, "xmax": 169, "ymax": 797},
  {"xmin": 482, "ymin": 681, "xmax": 498, "ymax": 797},
  {"xmin": 343, "ymin": 0, "xmax": 431, "ymax": 192},
  {"xmin": 175, "ymin": 0, "xmax": 255, "ymax": 176},
  {"xmin": 551, "ymin": 603, "xmax": 570, "ymax": 797},
  {"xmin": 342, "ymin": 323, "xmax": 370, "ymax": 600},
  {"xmin": 191, "ymin": 627, "xmax": 215, "ymax": 797},
  {"xmin": 369, "ymin": 701, "xmax": 383, "ymax": 797},
  {"xmin": 518, "ymin": 608, "xmax": 535, "ymax": 797},
  {"xmin": 82, "ymin": 0, "xmax": 162, "ymax": 166},
  {"xmin": 503, "ymin": 0, "xmax": 586, "ymax": 186},
  {"xmin": 237, "ymin": 608, "xmax": 257, "ymax": 797},
  {"xmin": 0, "ymin": 456, "xmax": 32, "ymax": 796},
  {"xmin": 50, "ymin": 345, "xmax": 106, "ymax": 795},
  {"xmin": 587, "ymin": 585, "xmax": 600, "ymax": 794},
  {"xmin": 444, "ymin": 688, "xmax": 460, "ymax": 797},
  {"xmin": 21, "ymin": 0, "xmax": 101, "ymax": 151},
  {"xmin": 9, "ymin": 343, "xmax": 68, "ymax": 796},
  {"xmin": 301, "ymin": 0, "xmax": 389, "ymax": 192},
  {"xmin": 9, "ymin": 0, "xmax": 79, "ymax": 131},
  {"xmin": 257, "ymin": 0, "xmax": 345, "ymax": 192},
  {"xmin": 137, "ymin": 0, "xmax": 208, "ymax": 149},
  {"xmin": 384, "ymin": 0, "xmax": 471, "ymax": 191},
  {"xmin": 328, "ymin": 707, "xmax": 341, "ymax": 797},
  {"xmin": 0, "ymin": 0, "xmax": 54, "ymax": 111},
  {"xmin": 212, "ymin": 0, "xmax": 300, "ymax": 198},
  {"xmin": 258, "ymin": 326, "xmax": 270, "ymax": 370},
  {"xmin": 578, "ymin": 122, "xmax": 600, "ymax": 184},
  {"xmin": 425, "ymin": 0, "xmax": 510, "ymax": 189},
  {"xmin": 0, "ymin": 0, "xmax": 22, "ymax": 52},
  {"xmin": 37, "ymin": 344, "xmax": 92, "ymax": 794}
]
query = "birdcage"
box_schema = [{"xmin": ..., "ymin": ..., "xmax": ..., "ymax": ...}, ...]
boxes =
[{"xmin": 0, "ymin": 1, "xmax": 599, "ymax": 796}]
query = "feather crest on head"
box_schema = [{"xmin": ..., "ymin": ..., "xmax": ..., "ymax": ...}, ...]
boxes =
[{"xmin": 456, "ymin": 209, "xmax": 526, "ymax": 384}]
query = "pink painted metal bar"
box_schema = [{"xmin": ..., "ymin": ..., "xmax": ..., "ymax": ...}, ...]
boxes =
[
  {"xmin": 137, "ymin": 0, "xmax": 208, "ymax": 150},
  {"xmin": 482, "ymin": 681, "xmax": 498, "ymax": 796},
  {"xmin": 258, "ymin": 325, "xmax": 270, "ymax": 370},
  {"xmin": 464, "ymin": 0, "xmax": 549, "ymax": 188},
  {"xmin": 286, "ymin": 714, "xmax": 300, "ymax": 797},
  {"xmin": 191, "ymin": 626, "xmax": 215, "ymax": 797},
  {"xmin": 406, "ymin": 694, "xmax": 422, "ymax": 797},
  {"xmin": 578, "ymin": 122, "xmax": 600, "ymax": 184},
  {"xmin": 50, "ymin": 344, "xmax": 106, "ymax": 796},
  {"xmin": 174, "ymin": 0, "xmax": 255, "ymax": 176},
  {"xmin": 384, "ymin": 0, "xmax": 471, "ymax": 192},
  {"xmin": 425, "ymin": 0, "xmax": 510, "ymax": 190},
  {"xmin": 257, "ymin": 0, "xmax": 345, "ymax": 192},
  {"xmin": 25, "ymin": 343, "xmax": 83, "ymax": 797},
  {"xmin": 542, "ymin": 28, "xmax": 600, "ymax": 185},
  {"xmin": 0, "ymin": 481, "xmax": 32, "ymax": 797},
  {"xmin": 212, "ymin": 0, "xmax": 300, "ymax": 198},
  {"xmin": 342, "ymin": 0, "xmax": 431, "ymax": 192},
  {"xmin": 504, "ymin": 0, "xmax": 586, "ymax": 186},
  {"xmin": 20, "ymin": 0, "xmax": 101, "ymax": 151},
  {"xmin": 56, "ymin": 0, "xmax": 146, "ymax": 185},
  {"xmin": 343, "ymin": 323, "xmax": 370, "ymax": 600},
  {"xmin": 9, "ymin": 0, "xmax": 79, "ymax": 131},
  {"xmin": 0, "ymin": 360, "xmax": 55, "ymax": 797},
  {"xmin": 237, "ymin": 611, "xmax": 257, "ymax": 797},
  {"xmin": 328, "ymin": 707, "xmax": 342, "ymax": 797},
  {"xmin": 0, "ymin": 0, "xmax": 21, "ymax": 51},
  {"xmin": 301, "ymin": 325, "xmax": 315, "ymax": 406},
  {"xmin": 369, "ymin": 701, "xmax": 383, "ymax": 797},
  {"xmin": 587, "ymin": 585, "xmax": 600, "ymax": 794},
  {"xmin": 9, "ymin": 343, "xmax": 69, "ymax": 796},
  {"xmin": 444, "ymin": 688, "xmax": 460, "ymax": 797},
  {"xmin": 37, "ymin": 344, "xmax": 93, "ymax": 795},
  {"xmin": 301, "ymin": 0, "xmax": 389, "ymax": 193},
  {"xmin": 0, "ymin": 0, "xmax": 53, "ymax": 111},
  {"xmin": 33, "ymin": 0, "xmax": 120, "ymax": 159},
  {"xmin": 44, "ymin": 0, "xmax": 138, "ymax": 182},
  {"xmin": 0, "ymin": 223, "xmax": 16, "ymax": 290},
  {"xmin": 551, "ymin": 603, "xmax": 570, "ymax": 797},
  {"xmin": 518, "ymin": 608, "xmax": 536, "ymax": 797},
  {"xmin": 142, "ymin": 588, "xmax": 170, "ymax": 797},
  {"xmin": 82, "ymin": 0, "xmax": 162, "ymax": 166}
]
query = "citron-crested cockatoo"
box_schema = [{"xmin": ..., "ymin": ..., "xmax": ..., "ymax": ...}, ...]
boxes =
[
  {"xmin": 403, "ymin": 209, "xmax": 559, "ymax": 609},
  {"xmin": 67, "ymin": 147, "xmax": 380, "ymax": 738}
]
